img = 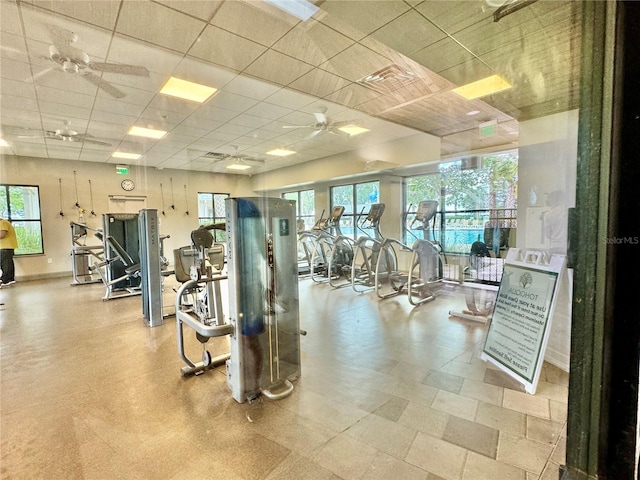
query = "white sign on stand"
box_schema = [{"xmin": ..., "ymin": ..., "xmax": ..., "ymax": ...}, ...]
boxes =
[{"xmin": 481, "ymin": 249, "xmax": 566, "ymax": 394}]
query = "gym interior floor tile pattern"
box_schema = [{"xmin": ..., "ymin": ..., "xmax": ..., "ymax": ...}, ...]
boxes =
[{"xmin": 0, "ymin": 276, "xmax": 567, "ymax": 479}]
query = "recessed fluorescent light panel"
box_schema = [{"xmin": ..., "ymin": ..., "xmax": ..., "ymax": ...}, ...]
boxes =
[
  {"xmin": 159, "ymin": 77, "xmax": 217, "ymax": 103},
  {"xmin": 266, "ymin": 148, "xmax": 296, "ymax": 157},
  {"xmin": 338, "ymin": 125, "xmax": 369, "ymax": 136},
  {"xmin": 264, "ymin": 0, "xmax": 319, "ymax": 21},
  {"xmin": 452, "ymin": 75, "xmax": 512, "ymax": 100},
  {"xmin": 226, "ymin": 163, "xmax": 252, "ymax": 171},
  {"xmin": 128, "ymin": 126, "xmax": 167, "ymax": 139},
  {"xmin": 112, "ymin": 152, "xmax": 141, "ymax": 160}
]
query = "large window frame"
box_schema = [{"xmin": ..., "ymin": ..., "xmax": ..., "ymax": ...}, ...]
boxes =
[
  {"xmin": 197, "ymin": 192, "xmax": 229, "ymax": 242},
  {"xmin": 330, "ymin": 180, "xmax": 379, "ymax": 239},
  {"xmin": 0, "ymin": 184, "xmax": 44, "ymax": 256},
  {"xmin": 282, "ymin": 189, "xmax": 314, "ymax": 232},
  {"xmin": 403, "ymin": 152, "xmax": 518, "ymax": 253}
]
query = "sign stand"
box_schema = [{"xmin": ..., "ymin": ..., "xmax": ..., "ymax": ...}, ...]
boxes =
[{"xmin": 481, "ymin": 248, "xmax": 566, "ymax": 394}]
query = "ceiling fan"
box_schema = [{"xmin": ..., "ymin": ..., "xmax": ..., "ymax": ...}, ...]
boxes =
[
  {"xmin": 35, "ymin": 25, "xmax": 150, "ymax": 99},
  {"xmin": 191, "ymin": 146, "xmax": 265, "ymax": 170},
  {"xmin": 13, "ymin": 120, "xmax": 112, "ymax": 146},
  {"xmin": 283, "ymin": 107, "xmax": 361, "ymax": 139}
]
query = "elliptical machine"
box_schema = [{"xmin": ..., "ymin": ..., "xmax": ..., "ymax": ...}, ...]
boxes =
[
  {"xmin": 405, "ymin": 200, "xmax": 446, "ymax": 305},
  {"xmin": 309, "ymin": 206, "xmax": 345, "ymax": 283}
]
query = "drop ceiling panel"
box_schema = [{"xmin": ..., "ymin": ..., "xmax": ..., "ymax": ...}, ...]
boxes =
[
  {"xmin": 414, "ymin": 1, "xmax": 491, "ymax": 35},
  {"xmin": 0, "ymin": 1, "xmax": 23, "ymax": 36},
  {"xmin": 289, "ymin": 68, "xmax": 349, "ymax": 99},
  {"xmin": 271, "ymin": 19, "xmax": 354, "ymax": 66},
  {"xmin": 244, "ymin": 49, "xmax": 314, "ymax": 87},
  {"xmin": 155, "ymin": 0, "xmax": 224, "ymax": 22},
  {"xmin": 209, "ymin": 0, "xmax": 296, "ymax": 47},
  {"xmin": 106, "ymin": 35, "xmax": 184, "ymax": 77},
  {"xmin": 318, "ymin": 1, "xmax": 411, "ymax": 41},
  {"xmin": 116, "ymin": 1, "xmax": 206, "ymax": 54},
  {"xmin": 410, "ymin": 37, "xmax": 478, "ymax": 75},
  {"xmin": 222, "ymin": 75, "xmax": 281, "ymax": 101},
  {"xmin": 364, "ymin": 10, "xmax": 446, "ymax": 56},
  {"xmin": 187, "ymin": 25, "xmax": 267, "ymax": 72},
  {"xmin": 27, "ymin": 0, "xmax": 121, "ymax": 31},
  {"xmin": 322, "ymin": 43, "xmax": 390, "ymax": 82}
]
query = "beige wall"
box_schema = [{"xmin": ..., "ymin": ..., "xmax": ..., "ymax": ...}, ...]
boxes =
[{"xmin": 0, "ymin": 155, "xmax": 254, "ymax": 279}]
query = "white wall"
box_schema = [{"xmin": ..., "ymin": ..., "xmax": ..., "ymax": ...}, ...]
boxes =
[
  {"xmin": 0, "ymin": 155, "xmax": 253, "ymax": 279},
  {"xmin": 517, "ymin": 109, "xmax": 579, "ymax": 372},
  {"xmin": 251, "ymin": 132, "xmax": 441, "ymax": 192}
]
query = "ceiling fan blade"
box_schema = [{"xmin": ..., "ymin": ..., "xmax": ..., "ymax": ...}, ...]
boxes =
[
  {"xmin": 76, "ymin": 135, "xmax": 112, "ymax": 147},
  {"xmin": 304, "ymin": 129, "xmax": 323, "ymax": 140},
  {"xmin": 89, "ymin": 62, "xmax": 150, "ymax": 77},
  {"xmin": 312, "ymin": 112, "xmax": 327, "ymax": 124},
  {"xmin": 82, "ymin": 72, "xmax": 126, "ymax": 99},
  {"xmin": 31, "ymin": 67, "xmax": 55, "ymax": 83}
]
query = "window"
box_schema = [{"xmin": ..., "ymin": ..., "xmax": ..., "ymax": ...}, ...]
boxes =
[
  {"xmin": 330, "ymin": 181, "xmax": 379, "ymax": 239},
  {"xmin": 0, "ymin": 184, "xmax": 43, "ymax": 255},
  {"xmin": 403, "ymin": 152, "xmax": 517, "ymax": 253},
  {"xmin": 282, "ymin": 189, "xmax": 314, "ymax": 231},
  {"xmin": 197, "ymin": 192, "xmax": 229, "ymax": 242}
]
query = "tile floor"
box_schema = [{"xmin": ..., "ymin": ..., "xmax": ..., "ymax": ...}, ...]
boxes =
[{"xmin": 0, "ymin": 275, "xmax": 567, "ymax": 479}]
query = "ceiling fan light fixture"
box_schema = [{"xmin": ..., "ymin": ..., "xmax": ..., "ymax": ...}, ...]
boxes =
[
  {"xmin": 267, "ymin": 148, "xmax": 296, "ymax": 157},
  {"xmin": 338, "ymin": 125, "xmax": 369, "ymax": 136},
  {"xmin": 128, "ymin": 126, "xmax": 167, "ymax": 139},
  {"xmin": 452, "ymin": 74, "xmax": 512, "ymax": 100},
  {"xmin": 62, "ymin": 60, "xmax": 79, "ymax": 74},
  {"xmin": 160, "ymin": 77, "xmax": 217, "ymax": 103},
  {"xmin": 113, "ymin": 151, "xmax": 141, "ymax": 160}
]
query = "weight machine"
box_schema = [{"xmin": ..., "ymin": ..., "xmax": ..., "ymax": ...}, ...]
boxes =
[
  {"xmin": 69, "ymin": 221, "xmax": 104, "ymax": 285},
  {"xmin": 175, "ymin": 225, "xmax": 230, "ymax": 376}
]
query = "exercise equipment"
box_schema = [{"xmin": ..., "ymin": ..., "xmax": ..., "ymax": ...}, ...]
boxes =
[
  {"xmin": 69, "ymin": 221, "xmax": 104, "ymax": 285},
  {"xmin": 225, "ymin": 197, "xmax": 301, "ymax": 403},
  {"xmin": 139, "ymin": 209, "xmax": 163, "ymax": 327},
  {"xmin": 309, "ymin": 206, "xmax": 346, "ymax": 283},
  {"xmin": 175, "ymin": 225, "xmax": 230, "ymax": 376},
  {"xmin": 350, "ymin": 203, "xmax": 391, "ymax": 293},
  {"xmin": 372, "ymin": 200, "xmax": 445, "ymax": 305}
]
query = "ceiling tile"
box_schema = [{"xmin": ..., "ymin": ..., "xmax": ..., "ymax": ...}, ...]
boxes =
[
  {"xmin": 209, "ymin": 1, "xmax": 295, "ymax": 47},
  {"xmin": 1, "ymin": 32, "xmax": 28, "ymax": 63},
  {"xmin": 0, "ymin": 1, "xmax": 22, "ymax": 36},
  {"xmin": 187, "ymin": 25, "xmax": 267, "ymax": 72},
  {"xmin": 107, "ymin": 34, "xmax": 184, "ymax": 77},
  {"xmin": 318, "ymin": 1, "xmax": 411, "ymax": 41},
  {"xmin": 21, "ymin": 4, "xmax": 112, "ymax": 59},
  {"xmin": 244, "ymin": 49, "xmax": 314, "ymax": 87},
  {"xmin": 322, "ymin": 43, "xmax": 390, "ymax": 82},
  {"xmin": 0, "ymin": 94, "xmax": 39, "ymax": 113},
  {"xmin": 222, "ymin": 75, "xmax": 282, "ymax": 101},
  {"xmin": 0, "ymin": 57, "xmax": 34, "ymax": 82},
  {"xmin": 364, "ymin": 10, "xmax": 445, "ymax": 57},
  {"xmin": 271, "ymin": 19, "xmax": 354, "ymax": 66},
  {"xmin": 28, "ymin": 0, "xmax": 120, "ymax": 29},
  {"xmin": 172, "ymin": 57, "xmax": 237, "ymax": 91},
  {"xmin": 289, "ymin": 68, "xmax": 349, "ymax": 99},
  {"xmin": 93, "ymin": 97, "xmax": 147, "ymax": 118},
  {"xmin": 324, "ymin": 83, "xmax": 382, "ymax": 109},
  {"xmin": 410, "ymin": 37, "xmax": 476, "ymax": 74},
  {"xmin": 156, "ymin": 0, "xmax": 224, "ymax": 21},
  {"xmin": 35, "ymin": 84, "xmax": 95, "ymax": 109},
  {"xmin": 437, "ymin": 58, "xmax": 493, "ymax": 87},
  {"xmin": 207, "ymin": 90, "xmax": 259, "ymax": 113},
  {"xmin": 117, "ymin": 1, "xmax": 206, "ymax": 53},
  {"xmin": 0, "ymin": 77, "xmax": 37, "ymax": 101},
  {"xmin": 38, "ymin": 101, "xmax": 92, "ymax": 124},
  {"xmin": 264, "ymin": 88, "xmax": 316, "ymax": 110},
  {"xmin": 414, "ymin": 0, "xmax": 491, "ymax": 35},
  {"xmin": 227, "ymin": 113, "xmax": 272, "ymax": 129}
]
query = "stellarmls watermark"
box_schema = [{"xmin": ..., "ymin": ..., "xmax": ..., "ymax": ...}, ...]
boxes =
[{"xmin": 603, "ymin": 237, "xmax": 640, "ymax": 244}]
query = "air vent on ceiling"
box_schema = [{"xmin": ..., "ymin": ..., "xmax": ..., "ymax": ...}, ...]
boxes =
[
  {"xmin": 201, "ymin": 152, "xmax": 228, "ymax": 160},
  {"xmin": 357, "ymin": 64, "xmax": 435, "ymax": 96}
]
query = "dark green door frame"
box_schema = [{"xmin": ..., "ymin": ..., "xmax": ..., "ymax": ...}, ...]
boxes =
[{"xmin": 564, "ymin": 1, "xmax": 640, "ymax": 478}]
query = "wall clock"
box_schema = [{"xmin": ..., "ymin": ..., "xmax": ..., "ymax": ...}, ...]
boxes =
[{"xmin": 121, "ymin": 179, "xmax": 135, "ymax": 191}]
